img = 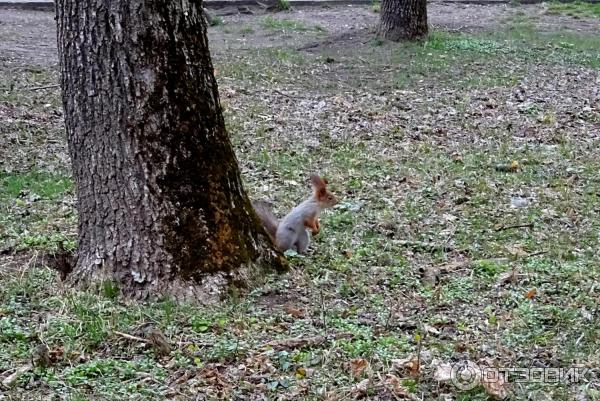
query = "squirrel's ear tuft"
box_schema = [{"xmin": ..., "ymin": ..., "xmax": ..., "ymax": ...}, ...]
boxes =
[{"xmin": 310, "ymin": 173, "xmax": 325, "ymax": 188}]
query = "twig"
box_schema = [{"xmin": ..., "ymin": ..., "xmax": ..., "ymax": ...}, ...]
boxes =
[
  {"xmin": 397, "ymin": 240, "xmax": 455, "ymax": 254},
  {"xmin": 1, "ymin": 364, "xmax": 33, "ymax": 388},
  {"xmin": 494, "ymin": 222, "xmax": 534, "ymax": 232},
  {"xmin": 320, "ymin": 287, "xmax": 327, "ymax": 332},
  {"xmin": 114, "ymin": 330, "xmax": 147, "ymax": 343},
  {"xmin": 0, "ymin": 84, "xmax": 61, "ymax": 92},
  {"xmin": 25, "ymin": 84, "xmax": 60, "ymax": 91},
  {"xmin": 523, "ymin": 250, "xmax": 548, "ymax": 258},
  {"xmin": 263, "ymin": 332, "xmax": 354, "ymax": 351},
  {"xmin": 20, "ymin": 250, "xmax": 38, "ymax": 280},
  {"xmin": 272, "ymin": 89, "xmax": 295, "ymax": 99}
]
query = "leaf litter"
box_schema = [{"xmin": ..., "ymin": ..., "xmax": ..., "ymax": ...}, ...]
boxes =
[{"xmin": 1, "ymin": 3, "xmax": 600, "ymax": 401}]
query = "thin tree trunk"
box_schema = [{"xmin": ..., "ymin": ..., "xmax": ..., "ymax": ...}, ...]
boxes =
[
  {"xmin": 378, "ymin": 0, "xmax": 428, "ymax": 41},
  {"xmin": 55, "ymin": 0, "xmax": 286, "ymax": 301}
]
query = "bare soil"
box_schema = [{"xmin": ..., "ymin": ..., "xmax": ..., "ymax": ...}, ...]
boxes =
[{"xmin": 1, "ymin": 3, "xmax": 598, "ymax": 68}]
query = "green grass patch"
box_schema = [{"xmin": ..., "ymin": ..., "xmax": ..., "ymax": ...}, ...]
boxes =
[
  {"xmin": 0, "ymin": 171, "xmax": 75, "ymax": 252},
  {"xmin": 546, "ymin": 0, "xmax": 600, "ymax": 18},
  {"xmin": 0, "ymin": 171, "xmax": 72, "ymax": 200},
  {"xmin": 261, "ymin": 16, "xmax": 309, "ymax": 32}
]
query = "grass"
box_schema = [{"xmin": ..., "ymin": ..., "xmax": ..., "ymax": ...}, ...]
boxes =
[
  {"xmin": 261, "ymin": 16, "xmax": 310, "ymax": 32},
  {"xmin": 370, "ymin": 0, "xmax": 381, "ymax": 13},
  {"xmin": 546, "ymin": 0, "xmax": 600, "ymax": 18},
  {"xmin": 0, "ymin": 68, "xmax": 60, "ymax": 110},
  {"xmin": 275, "ymin": 0, "xmax": 291, "ymax": 11},
  {"xmin": 2, "ymin": 5, "xmax": 600, "ymax": 401},
  {"xmin": 210, "ymin": 15, "xmax": 224, "ymax": 26},
  {"xmin": 239, "ymin": 26, "xmax": 255, "ymax": 35},
  {"xmin": 0, "ymin": 171, "xmax": 75, "ymax": 252}
]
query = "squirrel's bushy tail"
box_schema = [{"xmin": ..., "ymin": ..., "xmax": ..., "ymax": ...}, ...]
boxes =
[{"xmin": 252, "ymin": 200, "xmax": 279, "ymax": 242}]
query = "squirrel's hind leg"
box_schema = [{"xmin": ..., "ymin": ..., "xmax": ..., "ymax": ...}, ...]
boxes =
[{"xmin": 295, "ymin": 229, "xmax": 310, "ymax": 254}]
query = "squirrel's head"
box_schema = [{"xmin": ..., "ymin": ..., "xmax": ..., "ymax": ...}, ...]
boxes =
[{"xmin": 310, "ymin": 173, "xmax": 337, "ymax": 208}]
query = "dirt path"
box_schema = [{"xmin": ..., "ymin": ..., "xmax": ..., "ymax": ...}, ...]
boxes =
[{"xmin": 1, "ymin": 4, "xmax": 598, "ymax": 68}]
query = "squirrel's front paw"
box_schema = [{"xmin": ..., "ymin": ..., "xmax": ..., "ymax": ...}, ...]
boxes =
[{"xmin": 312, "ymin": 221, "xmax": 320, "ymax": 236}]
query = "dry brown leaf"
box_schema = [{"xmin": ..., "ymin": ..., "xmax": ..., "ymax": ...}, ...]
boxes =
[
  {"xmin": 385, "ymin": 374, "xmax": 419, "ymax": 400},
  {"xmin": 391, "ymin": 355, "xmax": 420, "ymax": 378},
  {"xmin": 350, "ymin": 378, "xmax": 370, "ymax": 398},
  {"xmin": 342, "ymin": 249, "xmax": 354, "ymax": 258},
  {"xmin": 350, "ymin": 358, "xmax": 369, "ymax": 379},
  {"xmin": 200, "ymin": 367, "xmax": 228, "ymax": 388},
  {"xmin": 525, "ymin": 288, "xmax": 537, "ymax": 299},
  {"xmin": 423, "ymin": 324, "xmax": 440, "ymax": 336},
  {"xmin": 32, "ymin": 344, "xmax": 51, "ymax": 367},
  {"xmin": 482, "ymin": 371, "xmax": 508, "ymax": 399},
  {"xmin": 295, "ymin": 366, "xmax": 307, "ymax": 379},
  {"xmin": 147, "ymin": 328, "xmax": 172, "ymax": 357},
  {"xmin": 410, "ymin": 357, "xmax": 421, "ymax": 378},
  {"xmin": 1, "ymin": 364, "xmax": 33, "ymax": 388},
  {"xmin": 283, "ymin": 303, "xmax": 305, "ymax": 318},
  {"xmin": 506, "ymin": 244, "xmax": 529, "ymax": 258},
  {"xmin": 433, "ymin": 362, "xmax": 454, "ymax": 382},
  {"xmin": 495, "ymin": 269, "xmax": 517, "ymax": 287}
]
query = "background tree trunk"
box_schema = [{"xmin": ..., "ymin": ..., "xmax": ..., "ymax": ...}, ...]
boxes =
[
  {"xmin": 55, "ymin": 0, "xmax": 286, "ymax": 301},
  {"xmin": 378, "ymin": 0, "xmax": 428, "ymax": 41}
]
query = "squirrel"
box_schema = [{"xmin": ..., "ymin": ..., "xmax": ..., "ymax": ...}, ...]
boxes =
[{"xmin": 253, "ymin": 174, "xmax": 337, "ymax": 254}]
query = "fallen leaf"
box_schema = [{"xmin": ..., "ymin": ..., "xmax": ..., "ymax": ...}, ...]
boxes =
[
  {"xmin": 147, "ymin": 328, "xmax": 171, "ymax": 357},
  {"xmin": 506, "ymin": 244, "xmax": 528, "ymax": 258},
  {"xmin": 1, "ymin": 364, "xmax": 33, "ymax": 388},
  {"xmin": 495, "ymin": 269, "xmax": 518, "ymax": 287},
  {"xmin": 342, "ymin": 249, "xmax": 354, "ymax": 258},
  {"xmin": 350, "ymin": 378, "xmax": 370, "ymax": 398},
  {"xmin": 385, "ymin": 374, "xmax": 418, "ymax": 399},
  {"xmin": 525, "ymin": 288, "xmax": 537, "ymax": 299},
  {"xmin": 424, "ymin": 324, "xmax": 440, "ymax": 336},
  {"xmin": 391, "ymin": 355, "xmax": 420, "ymax": 377},
  {"xmin": 482, "ymin": 370, "xmax": 508, "ymax": 399},
  {"xmin": 284, "ymin": 303, "xmax": 305, "ymax": 318},
  {"xmin": 495, "ymin": 160, "xmax": 519, "ymax": 172},
  {"xmin": 433, "ymin": 362, "xmax": 454, "ymax": 382},
  {"xmin": 510, "ymin": 196, "xmax": 529, "ymax": 208},
  {"xmin": 350, "ymin": 358, "xmax": 369, "ymax": 379}
]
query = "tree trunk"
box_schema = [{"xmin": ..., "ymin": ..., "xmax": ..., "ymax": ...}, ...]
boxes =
[
  {"xmin": 55, "ymin": 0, "xmax": 286, "ymax": 301},
  {"xmin": 378, "ymin": 0, "xmax": 428, "ymax": 41}
]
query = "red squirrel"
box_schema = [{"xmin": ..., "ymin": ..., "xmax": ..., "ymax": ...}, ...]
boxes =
[{"xmin": 253, "ymin": 174, "xmax": 337, "ymax": 254}]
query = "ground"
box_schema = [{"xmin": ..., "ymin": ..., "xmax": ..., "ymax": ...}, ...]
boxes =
[{"xmin": 1, "ymin": 2, "xmax": 600, "ymax": 400}]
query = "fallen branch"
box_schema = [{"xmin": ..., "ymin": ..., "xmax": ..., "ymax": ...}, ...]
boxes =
[
  {"xmin": 114, "ymin": 330, "xmax": 147, "ymax": 343},
  {"xmin": 263, "ymin": 332, "xmax": 354, "ymax": 351},
  {"xmin": 26, "ymin": 84, "xmax": 60, "ymax": 91},
  {"xmin": 397, "ymin": 240, "xmax": 455, "ymax": 254},
  {"xmin": 1, "ymin": 364, "xmax": 33, "ymax": 388},
  {"xmin": 0, "ymin": 84, "xmax": 60, "ymax": 92},
  {"xmin": 494, "ymin": 222, "xmax": 534, "ymax": 232}
]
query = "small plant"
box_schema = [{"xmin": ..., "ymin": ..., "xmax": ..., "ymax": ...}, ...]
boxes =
[
  {"xmin": 101, "ymin": 281, "xmax": 119, "ymax": 300},
  {"xmin": 371, "ymin": 0, "xmax": 381, "ymax": 13},
  {"xmin": 274, "ymin": 0, "xmax": 291, "ymax": 11},
  {"xmin": 372, "ymin": 37, "xmax": 384, "ymax": 47},
  {"xmin": 210, "ymin": 16, "xmax": 224, "ymax": 27},
  {"xmin": 261, "ymin": 16, "xmax": 308, "ymax": 32},
  {"xmin": 546, "ymin": 1, "xmax": 600, "ymax": 18}
]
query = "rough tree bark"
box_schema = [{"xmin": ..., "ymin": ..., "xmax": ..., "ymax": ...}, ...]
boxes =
[
  {"xmin": 378, "ymin": 0, "xmax": 428, "ymax": 41},
  {"xmin": 55, "ymin": 0, "xmax": 286, "ymax": 301}
]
